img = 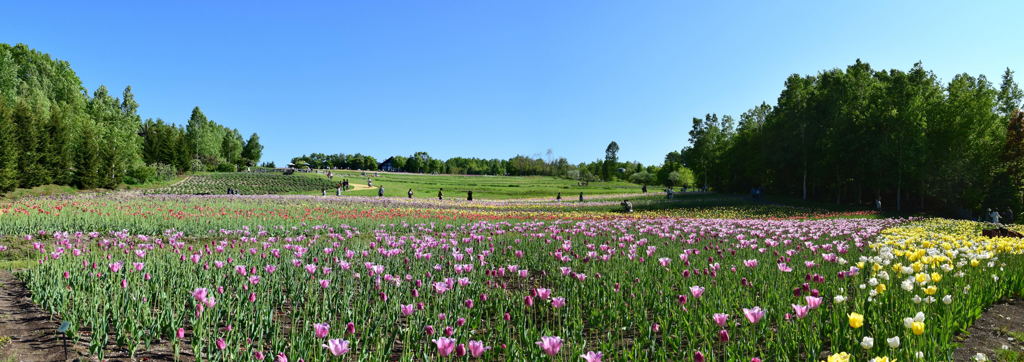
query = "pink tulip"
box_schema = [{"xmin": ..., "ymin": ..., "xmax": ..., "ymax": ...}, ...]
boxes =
[
  {"xmin": 468, "ymin": 340, "xmax": 490, "ymax": 358},
  {"xmin": 695, "ymin": 350, "xmax": 706, "ymax": 362},
  {"xmin": 791, "ymin": 304, "xmax": 809, "ymax": 319},
  {"xmin": 192, "ymin": 288, "xmax": 208, "ymax": 301},
  {"xmin": 314, "ymin": 323, "xmax": 330, "ymax": 338},
  {"xmin": 433, "ymin": 337, "xmax": 457, "ymax": 357},
  {"xmin": 580, "ymin": 351, "xmax": 603, "ymax": 362},
  {"xmin": 216, "ymin": 338, "xmax": 226, "ymax": 350},
  {"xmin": 319, "ymin": 279, "xmax": 330, "ymax": 288},
  {"xmin": 718, "ymin": 329, "xmax": 730, "ymax": 342},
  {"xmin": 254, "ymin": 351, "xmax": 265, "ymax": 360},
  {"xmin": 805, "ymin": 296, "xmax": 822, "ymax": 309},
  {"xmin": 524, "ymin": 295, "xmax": 534, "ymax": 307},
  {"xmin": 176, "ymin": 328, "xmax": 185, "ymax": 339},
  {"xmin": 401, "ymin": 304, "xmax": 414, "ymax": 316},
  {"xmin": 743, "ymin": 259, "xmax": 758, "ymax": 268},
  {"xmin": 535, "ymin": 288, "xmax": 551, "ymax": 300},
  {"xmin": 345, "ymin": 322, "xmax": 355, "ymax": 335},
  {"xmin": 322, "ymin": 339, "xmax": 350, "ymax": 356},
  {"xmin": 690, "ymin": 286, "xmax": 705, "ymax": 298},
  {"xmin": 248, "ymin": 292, "xmax": 257, "ymax": 303},
  {"xmin": 742, "ymin": 306, "xmax": 765, "ymax": 324},
  {"xmin": 455, "ymin": 344, "xmax": 467, "ymax": 357},
  {"xmin": 551, "ymin": 297, "xmax": 566, "ymax": 308},
  {"xmin": 536, "ymin": 336, "xmax": 563, "ymax": 356},
  {"xmin": 712, "ymin": 313, "xmax": 729, "ymax": 327},
  {"xmin": 464, "ymin": 299, "xmax": 474, "ymax": 309}
]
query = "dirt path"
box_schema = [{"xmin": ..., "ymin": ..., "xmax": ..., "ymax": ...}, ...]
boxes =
[
  {"xmin": 0, "ymin": 271, "xmax": 191, "ymax": 361},
  {"xmin": 0, "ymin": 271, "xmax": 69, "ymax": 361},
  {"xmin": 953, "ymin": 297, "xmax": 1024, "ymax": 361}
]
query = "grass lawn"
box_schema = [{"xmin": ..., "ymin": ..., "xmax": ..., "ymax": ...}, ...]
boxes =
[{"xmin": 253, "ymin": 170, "xmax": 644, "ymax": 199}]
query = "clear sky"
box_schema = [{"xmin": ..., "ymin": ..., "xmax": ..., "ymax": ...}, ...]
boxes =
[{"xmin": 3, "ymin": 1, "xmax": 1022, "ymax": 166}]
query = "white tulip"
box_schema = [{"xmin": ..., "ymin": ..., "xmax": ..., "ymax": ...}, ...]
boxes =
[
  {"xmin": 887, "ymin": 336, "xmax": 900, "ymax": 348},
  {"xmin": 860, "ymin": 336, "xmax": 874, "ymax": 349}
]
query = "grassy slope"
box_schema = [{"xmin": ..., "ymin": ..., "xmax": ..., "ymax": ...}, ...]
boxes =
[{"xmin": 292, "ymin": 170, "xmax": 643, "ymax": 199}]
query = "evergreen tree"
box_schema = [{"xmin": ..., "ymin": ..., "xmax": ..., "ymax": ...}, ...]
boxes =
[{"xmin": 241, "ymin": 133, "xmax": 263, "ymax": 166}]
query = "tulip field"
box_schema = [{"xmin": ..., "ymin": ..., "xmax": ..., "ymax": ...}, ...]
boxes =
[{"xmin": 1, "ymin": 192, "xmax": 1023, "ymax": 361}]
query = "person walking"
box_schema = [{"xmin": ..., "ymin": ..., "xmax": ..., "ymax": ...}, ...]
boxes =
[
  {"xmin": 579, "ymin": 192, "xmax": 584, "ymax": 202},
  {"xmin": 1006, "ymin": 207, "xmax": 1016, "ymax": 224},
  {"xmin": 336, "ymin": 187, "xmax": 341, "ymax": 196},
  {"xmin": 989, "ymin": 208, "xmax": 1001, "ymax": 224},
  {"xmin": 408, "ymin": 188, "xmax": 414, "ymax": 199},
  {"xmin": 467, "ymin": 190, "xmax": 473, "ymax": 201},
  {"xmin": 378, "ymin": 185, "xmax": 384, "ymax": 197},
  {"xmin": 438, "ymin": 188, "xmax": 444, "ymax": 200},
  {"xmin": 556, "ymin": 192, "xmax": 562, "ymax": 201}
]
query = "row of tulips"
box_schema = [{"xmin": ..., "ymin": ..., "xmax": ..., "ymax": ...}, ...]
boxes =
[{"xmin": 3, "ymin": 197, "xmax": 1021, "ymax": 360}]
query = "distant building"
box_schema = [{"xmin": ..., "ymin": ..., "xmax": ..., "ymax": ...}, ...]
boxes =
[{"xmin": 379, "ymin": 157, "xmax": 400, "ymax": 172}]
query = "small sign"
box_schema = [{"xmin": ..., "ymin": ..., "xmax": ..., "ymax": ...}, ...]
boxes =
[{"xmin": 57, "ymin": 321, "xmax": 70, "ymax": 334}]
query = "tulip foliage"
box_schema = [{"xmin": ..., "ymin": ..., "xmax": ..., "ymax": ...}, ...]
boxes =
[{"xmin": 3, "ymin": 195, "xmax": 1023, "ymax": 360}]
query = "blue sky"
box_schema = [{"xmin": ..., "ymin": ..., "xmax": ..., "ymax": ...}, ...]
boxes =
[{"xmin": 3, "ymin": 1, "xmax": 1022, "ymax": 166}]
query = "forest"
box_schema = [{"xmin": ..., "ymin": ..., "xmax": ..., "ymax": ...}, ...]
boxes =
[
  {"xmin": 679, "ymin": 60, "xmax": 1024, "ymax": 216},
  {"xmin": 0, "ymin": 43, "xmax": 262, "ymax": 192}
]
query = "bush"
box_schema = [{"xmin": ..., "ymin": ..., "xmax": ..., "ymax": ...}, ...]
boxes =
[
  {"xmin": 125, "ymin": 165, "xmax": 157, "ymax": 185},
  {"xmin": 153, "ymin": 163, "xmax": 177, "ymax": 181},
  {"xmin": 215, "ymin": 163, "xmax": 237, "ymax": 172}
]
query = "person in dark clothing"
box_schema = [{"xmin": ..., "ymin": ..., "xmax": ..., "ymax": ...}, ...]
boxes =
[
  {"xmin": 321, "ymin": 188, "xmax": 326, "ymax": 196},
  {"xmin": 228, "ymin": 187, "xmax": 233, "ymax": 195},
  {"xmin": 408, "ymin": 188, "xmax": 414, "ymax": 198},
  {"xmin": 467, "ymin": 190, "xmax": 473, "ymax": 201},
  {"xmin": 621, "ymin": 200, "xmax": 633, "ymax": 213},
  {"xmin": 556, "ymin": 192, "xmax": 562, "ymax": 201},
  {"xmin": 438, "ymin": 188, "xmax": 444, "ymax": 200},
  {"xmin": 642, "ymin": 185, "xmax": 647, "ymax": 194},
  {"xmin": 579, "ymin": 192, "xmax": 584, "ymax": 202},
  {"xmin": 378, "ymin": 185, "xmax": 384, "ymax": 197}
]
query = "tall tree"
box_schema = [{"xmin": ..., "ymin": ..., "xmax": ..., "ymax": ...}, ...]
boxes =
[
  {"xmin": 603, "ymin": 141, "xmax": 619, "ymax": 180},
  {"xmin": 241, "ymin": 133, "xmax": 263, "ymax": 166},
  {"xmin": 998, "ymin": 68, "xmax": 1023, "ymax": 119}
]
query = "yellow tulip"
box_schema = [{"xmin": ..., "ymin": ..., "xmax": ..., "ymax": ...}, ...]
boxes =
[
  {"xmin": 970, "ymin": 259, "xmax": 980, "ymax": 267},
  {"xmin": 848, "ymin": 312, "xmax": 864, "ymax": 329},
  {"xmin": 911, "ymin": 321, "xmax": 925, "ymax": 335},
  {"xmin": 875, "ymin": 283, "xmax": 886, "ymax": 294},
  {"xmin": 826, "ymin": 352, "xmax": 851, "ymax": 362},
  {"xmin": 924, "ymin": 285, "xmax": 937, "ymax": 295},
  {"xmin": 915, "ymin": 273, "xmax": 928, "ymax": 284},
  {"xmin": 930, "ymin": 272, "xmax": 942, "ymax": 282}
]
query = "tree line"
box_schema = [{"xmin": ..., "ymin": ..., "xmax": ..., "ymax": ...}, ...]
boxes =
[
  {"xmin": 0, "ymin": 43, "xmax": 262, "ymax": 192},
  {"xmin": 290, "ymin": 146, "xmax": 697, "ymax": 188},
  {"xmin": 679, "ymin": 60, "xmax": 1023, "ymax": 216}
]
